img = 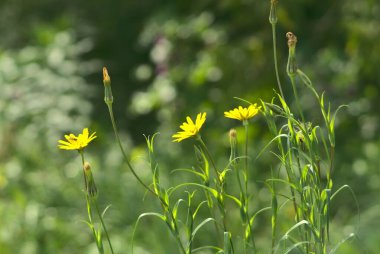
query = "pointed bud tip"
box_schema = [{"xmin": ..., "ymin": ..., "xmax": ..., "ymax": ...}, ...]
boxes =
[{"xmin": 103, "ymin": 67, "xmax": 111, "ymax": 85}]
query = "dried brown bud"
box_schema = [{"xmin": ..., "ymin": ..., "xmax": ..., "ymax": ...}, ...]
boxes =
[{"xmin": 286, "ymin": 32, "xmax": 297, "ymax": 48}]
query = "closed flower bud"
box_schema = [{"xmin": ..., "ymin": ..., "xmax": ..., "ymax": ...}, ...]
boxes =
[
  {"xmin": 83, "ymin": 162, "xmax": 98, "ymax": 198},
  {"xmin": 229, "ymin": 129, "xmax": 237, "ymax": 164},
  {"xmin": 269, "ymin": 0, "xmax": 278, "ymax": 24},
  {"xmin": 102, "ymin": 67, "xmax": 113, "ymax": 105},
  {"xmin": 286, "ymin": 32, "xmax": 298, "ymax": 77}
]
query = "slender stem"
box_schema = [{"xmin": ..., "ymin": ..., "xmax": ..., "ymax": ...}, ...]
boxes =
[
  {"xmin": 289, "ymin": 75, "xmax": 305, "ymax": 123},
  {"xmin": 328, "ymin": 146, "xmax": 335, "ymax": 185},
  {"xmin": 93, "ymin": 200, "xmax": 114, "ymax": 254},
  {"xmin": 197, "ymin": 136, "xmax": 221, "ymax": 185},
  {"xmin": 79, "ymin": 151, "xmax": 87, "ymax": 192},
  {"xmin": 243, "ymin": 123, "xmax": 256, "ymax": 253},
  {"xmin": 272, "ymin": 23, "xmax": 284, "ymax": 100},
  {"xmin": 197, "ymin": 136, "xmax": 235, "ymax": 251},
  {"xmin": 244, "ymin": 123, "xmax": 249, "ymax": 199},
  {"xmin": 270, "ymin": 168, "xmax": 277, "ymax": 254},
  {"xmin": 107, "ymin": 104, "xmax": 155, "ymax": 195},
  {"xmin": 80, "ymin": 151, "xmax": 104, "ymax": 253},
  {"xmin": 295, "ymin": 149, "xmax": 310, "ymax": 254},
  {"xmin": 106, "ymin": 103, "xmax": 186, "ymax": 254},
  {"xmin": 86, "ymin": 195, "xmax": 104, "ymax": 253}
]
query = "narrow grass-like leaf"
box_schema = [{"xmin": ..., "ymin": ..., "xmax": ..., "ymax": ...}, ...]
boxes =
[
  {"xmin": 255, "ymin": 134, "xmax": 288, "ymax": 160},
  {"xmin": 132, "ymin": 212, "xmax": 167, "ymax": 254},
  {"xmin": 266, "ymin": 179, "xmax": 298, "ymax": 193},
  {"xmin": 329, "ymin": 233, "xmax": 355, "ymax": 254},
  {"xmin": 249, "ymin": 207, "xmax": 271, "ymax": 227},
  {"xmin": 173, "ymin": 199, "xmax": 185, "ymax": 220},
  {"xmin": 284, "ymin": 241, "xmax": 310, "ymax": 254},
  {"xmin": 224, "ymin": 193, "xmax": 242, "ymax": 207},
  {"xmin": 193, "ymin": 200, "xmax": 208, "ymax": 219},
  {"xmin": 192, "ymin": 246, "xmax": 223, "ymax": 253},
  {"xmin": 101, "ymin": 204, "xmax": 112, "ymax": 218},
  {"xmin": 188, "ymin": 218, "xmax": 215, "ymax": 246},
  {"xmin": 171, "ymin": 168, "xmax": 207, "ymax": 181},
  {"xmin": 168, "ymin": 182, "xmax": 218, "ymax": 198},
  {"xmin": 233, "ymin": 96, "xmax": 253, "ymax": 105},
  {"xmin": 331, "ymin": 184, "xmax": 360, "ymax": 232}
]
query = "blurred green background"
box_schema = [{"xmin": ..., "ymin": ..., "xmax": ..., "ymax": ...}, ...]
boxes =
[{"xmin": 0, "ymin": 0, "xmax": 379, "ymax": 253}]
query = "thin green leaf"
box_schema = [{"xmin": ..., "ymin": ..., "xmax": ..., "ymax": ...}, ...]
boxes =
[
  {"xmin": 188, "ymin": 218, "xmax": 216, "ymax": 249},
  {"xmin": 192, "ymin": 246, "xmax": 223, "ymax": 253},
  {"xmin": 168, "ymin": 182, "xmax": 218, "ymax": 198},
  {"xmin": 284, "ymin": 241, "xmax": 310, "ymax": 254},
  {"xmin": 101, "ymin": 204, "xmax": 112, "ymax": 218},
  {"xmin": 224, "ymin": 193, "xmax": 242, "ymax": 207},
  {"xmin": 173, "ymin": 199, "xmax": 185, "ymax": 220},
  {"xmin": 132, "ymin": 212, "xmax": 167, "ymax": 254},
  {"xmin": 329, "ymin": 233, "xmax": 355, "ymax": 254},
  {"xmin": 171, "ymin": 168, "xmax": 206, "ymax": 181},
  {"xmin": 249, "ymin": 207, "xmax": 271, "ymax": 227},
  {"xmin": 193, "ymin": 200, "xmax": 208, "ymax": 219},
  {"xmin": 255, "ymin": 134, "xmax": 288, "ymax": 160}
]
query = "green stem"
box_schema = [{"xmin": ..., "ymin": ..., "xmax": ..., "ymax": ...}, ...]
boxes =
[
  {"xmin": 328, "ymin": 146, "xmax": 335, "ymax": 185},
  {"xmin": 93, "ymin": 200, "xmax": 114, "ymax": 254},
  {"xmin": 80, "ymin": 151, "xmax": 104, "ymax": 253},
  {"xmin": 289, "ymin": 75, "xmax": 305, "ymax": 123},
  {"xmin": 106, "ymin": 104, "xmax": 155, "ymax": 195},
  {"xmin": 271, "ymin": 23, "xmax": 284, "ymax": 100},
  {"xmin": 197, "ymin": 136, "xmax": 221, "ymax": 185},
  {"xmin": 243, "ymin": 122, "xmax": 256, "ymax": 253},
  {"xmin": 106, "ymin": 103, "xmax": 186, "ymax": 254},
  {"xmin": 86, "ymin": 195, "xmax": 104, "ymax": 253},
  {"xmin": 197, "ymin": 136, "xmax": 235, "ymax": 251}
]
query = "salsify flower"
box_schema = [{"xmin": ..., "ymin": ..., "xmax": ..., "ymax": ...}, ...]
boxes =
[
  {"xmin": 58, "ymin": 128, "xmax": 97, "ymax": 151},
  {"xmin": 172, "ymin": 112, "xmax": 206, "ymax": 142},
  {"xmin": 224, "ymin": 104, "xmax": 261, "ymax": 122}
]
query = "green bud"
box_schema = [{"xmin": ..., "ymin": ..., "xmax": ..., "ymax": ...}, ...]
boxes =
[
  {"xmin": 83, "ymin": 162, "xmax": 98, "ymax": 198},
  {"xmin": 229, "ymin": 129, "xmax": 237, "ymax": 164},
  {"xmin": 269, "ymin": 0, "xmax": 278, "ymax": 24}
]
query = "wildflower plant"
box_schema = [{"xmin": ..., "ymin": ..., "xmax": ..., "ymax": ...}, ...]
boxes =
[
  {"xmin": 56, "ymin": 1, "xmax": 360, "ymax": 253},
  {"xmin": 58, "ymin": 128, "xmax": 114, "ymax": 254}
]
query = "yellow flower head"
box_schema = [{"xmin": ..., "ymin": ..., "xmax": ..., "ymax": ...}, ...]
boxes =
[
  {"xmin": 224, "ymin": 104, "xmax": 261, "ymax": 121},
  {"xmin": 58, "ymin": 128, "xmax": 97, "ymax": 151},
  {"xmin": 172, "ymin": 112, "xmax": 206, "ymax": 142}
]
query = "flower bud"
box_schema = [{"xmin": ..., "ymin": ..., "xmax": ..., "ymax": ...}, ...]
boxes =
[
  {"xmin": 103, "ymin": 67, "xmax": 113, "ymax": 105},
  {"xmin": 286, "ymin": 32, "xmax": 298, "ymax": 77},
  {"xmin": 83, "ymin": 162, "xmax": 98, "ymax": 198},
  {"xmin": 229, "ymin": 129, "xmax": 237, "ymax": 164},
  {"xmin": 269, "ymin": 0, "xmax": 278, "ymax": 24}
]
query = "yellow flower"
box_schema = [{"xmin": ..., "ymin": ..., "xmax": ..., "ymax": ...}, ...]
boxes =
[
  {"xmin": 172, "ymin": 112, "xmax": 206, "ymax": 142},
  {"xmin": 224, "ymin": 104, "xmax": 261, "ymax": 121},
  {"xmin": 58, "ymin": 128, "xmax": 97, "ymax": 150}
]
